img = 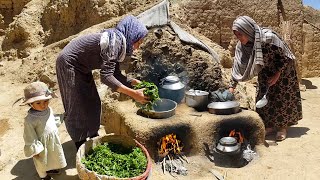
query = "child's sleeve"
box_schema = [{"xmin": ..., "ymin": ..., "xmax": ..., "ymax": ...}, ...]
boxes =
[{"xmin": 23, "ymin": 119, "xmax": 44, "ymax": 158}]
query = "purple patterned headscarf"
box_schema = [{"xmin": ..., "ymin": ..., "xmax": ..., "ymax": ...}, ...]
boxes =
[{"xmin": 116, "ymin": 15, "xmax": 148, "ymax": 55}]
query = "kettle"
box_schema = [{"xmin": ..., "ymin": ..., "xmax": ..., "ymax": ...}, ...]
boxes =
[{"xmin": 158, "ymin": 75, "xmax": 186, "ymax": 103}]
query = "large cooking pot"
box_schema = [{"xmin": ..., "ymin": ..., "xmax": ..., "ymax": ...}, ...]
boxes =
[
  {"xmin": 158, "ymin": 76, "xmax": 185, "ymax": 103},
  {"xmin": 141, "ymin": 98, "xmax": 177, "ymax": 119},
  {"xmin": 215, "ymin": 137, "xmax": 241, "ymax": 155},
  {"xmin": 185, "ymin": 90, "xmax": 209, "ymax": 111},
  {"xmin": 207, "ymin": 101, "xmax": 240, "ymax": 115}
]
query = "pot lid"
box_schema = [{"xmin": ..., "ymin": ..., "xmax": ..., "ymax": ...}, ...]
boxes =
[
  {"xmin": 207, "ymin": 101, "xmax": 240, "ymax": 109},
  {"xmin": 219, "ymin": 137, "xmax": 237, "ymax": 145},
  {"xmin": 185, "ymin": 89, "xmax": 209, "ymax": 96},
  {"xmin": 164, "ymin": 76, "xmax": 179, "ymax": 83}
]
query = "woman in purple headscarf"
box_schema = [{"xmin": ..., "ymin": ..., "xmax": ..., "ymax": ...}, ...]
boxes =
[
  {"xmin": 229, "ymin": 16, "xmax": 302, "ymax": 141},
  {"xmin": 56, "ymin": 15, "xmax": 149, "ymax": 149}
]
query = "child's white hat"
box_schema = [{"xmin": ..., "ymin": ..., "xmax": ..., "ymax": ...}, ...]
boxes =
[{"xmin": 20, "ymin": 81, "xmax": 55, "ymax": 105}]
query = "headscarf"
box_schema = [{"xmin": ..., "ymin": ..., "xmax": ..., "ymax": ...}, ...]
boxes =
[
  {"xmin": 100, "ymin": 15, "xmax": 148, "ymax": 62},
  {"xmin": 116, "ymin": 15, "xmax": 148, "ymax": 56},
  {"xmin": 231, "ymin": 16, "xmax": 295, "ymax": 82}
]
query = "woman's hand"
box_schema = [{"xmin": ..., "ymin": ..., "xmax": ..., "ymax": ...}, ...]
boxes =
[
  {"xmin": 132, "ymin": 88, "xmax": 149, "ymax": 104},
  {"xmin": 34, "ymin": 154, "xmax": 40, "ymax": 158},
  {"xmin": 117, "ymin": 85, "xmax": 149, "ymax": 104},
  {"xmin": 130, "ymin": 79, "xmax": 141, "ymax": 86},
  {"xmin": 229, "ymin": 87, "xmax": 235, "ymax": 93},
  {"xmin": 268, "ymin": 71, "xmax": 281, "ymax": 87}
]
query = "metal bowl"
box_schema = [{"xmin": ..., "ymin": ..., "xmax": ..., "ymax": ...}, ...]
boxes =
[
  {"xmin": 141, "ymin": 98, "xmax": 177, "ymax": 119},
  {"xmin": 207, "ymin": 101, "xmax": 240, "ymax": 115}
]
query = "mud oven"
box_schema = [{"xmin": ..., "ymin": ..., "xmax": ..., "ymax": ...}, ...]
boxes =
[{"xmin": 101, "ymin": 100, "xmax": 265, "ymax": 169}]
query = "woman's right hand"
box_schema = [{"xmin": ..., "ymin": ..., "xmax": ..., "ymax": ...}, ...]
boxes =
[
  {"xmin": 132, "ymin": 88, "xmax": 150, "ymax": 104},
  {"xmin": 34, "ymin": 154, "xmax": 40, "ymax": 158},
  {"xmin": 117, "ymin": 85, "xmax": 150, "ymax": 104},
  {"xmin": 229, "ymin": 87, "xmax": 235, "ymax": 93}
]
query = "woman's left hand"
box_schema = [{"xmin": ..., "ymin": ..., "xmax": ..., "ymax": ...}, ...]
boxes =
[
  {"xmin": 268, "ymin": 71, "xmax": 281, "ymax": 86},
  {"xmin": 130, "ymin": 79, "xmax": 141, "ymax": 86}
]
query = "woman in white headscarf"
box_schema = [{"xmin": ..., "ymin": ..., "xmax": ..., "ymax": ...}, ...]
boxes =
[{"xmin": 229, "ymin": 16, "xmax": 302, "ymax": 141}]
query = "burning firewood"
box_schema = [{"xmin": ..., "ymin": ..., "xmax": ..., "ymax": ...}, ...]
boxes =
[
  {"xmin": 157, "ymin": 133, "xmax": 188, "ymax": 176},
  {"xmin": 229, "ymin": 129, "xmax": 244, "ymax": 143}
]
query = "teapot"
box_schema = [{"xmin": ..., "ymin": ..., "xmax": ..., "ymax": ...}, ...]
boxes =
[{"xmin": 158, "ymin": 75, "xmax": 186, "ymax": 103}]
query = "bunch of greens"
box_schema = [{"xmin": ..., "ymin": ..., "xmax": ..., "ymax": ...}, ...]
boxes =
[
  {"xmin": 133, "ymin": 81, "xmax": 160, "ymax": 111},
  {"xmin": 81, "ymin": 143, "xmax": 147, "ymax": 178}
]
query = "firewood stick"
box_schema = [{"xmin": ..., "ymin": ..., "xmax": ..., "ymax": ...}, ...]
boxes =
[
  {"xmin": 162, "ymin": 156, "xmax": 166, "ymax": 174},
  {"xmin": 177, "ymin": 154, "xmax": 184, "ymax": 164},
  {"xmin": 179, "ymin": 154, "xmax": 189, "ymax": 163}
]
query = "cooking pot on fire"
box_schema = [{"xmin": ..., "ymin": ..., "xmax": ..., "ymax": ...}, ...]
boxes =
[
  {"xmin": 158, "ymin": 76, "xmax": 185, "ymax": 103},
  {"xmin": 216, "ymin": 137, "xmax": 241, "ymax": 155},
  {"xmin": 207, "ymin": 101, "xmax": 240, "ymax": 115}
]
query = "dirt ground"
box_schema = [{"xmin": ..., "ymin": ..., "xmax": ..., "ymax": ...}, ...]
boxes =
[{"xmin": 0, "ymin": 68, "xmax": 320, "ymax": 179}]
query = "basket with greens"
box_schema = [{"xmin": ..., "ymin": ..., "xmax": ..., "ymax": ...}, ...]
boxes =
[
  {"xmin": 133, "ymin": 81, "xmax": 160, "ymax": 111},
  {"xmin": 76, "ymin": 135, "xmax": 152, "ymax": 180}
]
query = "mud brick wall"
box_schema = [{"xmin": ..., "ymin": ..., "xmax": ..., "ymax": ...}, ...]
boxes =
[
  {"xmin": 0, "ymin": 0, "xmax": 31, "ymax": 28},
  {"xmin": 177, "ymin": 0, "xmax": 304, "ymax": 79},
  {"xmin": 302, "ymin": 23, "xmax": 320, "ymax": 77}
]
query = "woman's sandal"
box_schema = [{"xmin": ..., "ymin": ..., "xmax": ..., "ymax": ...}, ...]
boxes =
[
  {"xmin": 276, "ymin": 128, "xmax": 287, "ymax": 141},
  {"xmin": 265, "ymin": 128, "xmax": 274, "ymax": 136}
]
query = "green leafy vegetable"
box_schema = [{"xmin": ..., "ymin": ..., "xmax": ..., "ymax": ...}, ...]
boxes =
[
  {"xmin": 133, "ymin": 81, "xmax": 160, "ymax": 111},
  {"xmin": 81, "ymin": 143, "xmax": 147, "ymax": 178}
]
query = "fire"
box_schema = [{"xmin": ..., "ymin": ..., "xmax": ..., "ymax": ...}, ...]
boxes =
[
  {"xmin": 229, "ymin": 129, "xmax": 244, "ymax": 143},
  {"xmin": 158, "ymin": 133, "xmax": 183, "ymax": 156}
]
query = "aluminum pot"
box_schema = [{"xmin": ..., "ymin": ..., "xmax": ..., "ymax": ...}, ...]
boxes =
[
  {"xmin": 158, "ymin": 76, "xmax": 185, "ymax": 103},
  {"xmin": 215, "ymin": 137, "xmax": 241, "ymax": 155},
  {"xmin": 207, "ymin": 101, "xmax": 240, "ymax": 115},
  {"xmin": 185, "ymin": 90, "xmax": 209, "ymax": 111},
  {"xmin": 141, "ymin": 98, "xmax": 177, "ymax": 119}
]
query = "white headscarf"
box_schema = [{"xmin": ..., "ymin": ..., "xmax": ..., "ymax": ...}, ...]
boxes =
[{"xmin": 231, "ymin": 16, "xmax": 295, "ymax": 82}]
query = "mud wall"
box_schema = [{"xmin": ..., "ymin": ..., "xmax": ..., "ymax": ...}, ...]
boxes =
[
  {"xmin": 302, "ymin": 22, "xmax": 320, "ymax": 77},
  {"xmin": 302, "ymin": 7, "xmax": 320, "ymax": 77},
  {"xmin": 175, "ymin": 0, "xmax": 304, "ymax": 78},
  {"xmin": 41, "ymin": 0, "xmax": 158, "ymax": 45},
  {"xmin": 0, "ymin": 0, "xmax": 31, "ymax": 30}
]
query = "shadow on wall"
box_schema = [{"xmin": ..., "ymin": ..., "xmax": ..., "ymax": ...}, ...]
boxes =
[
  {"xmin": 301, "ymin": 79, "xmax": 318, "ymax": 89},
  {"xmin": 11, "ymin": 140, "xmax": 78, "ymax": 180}
]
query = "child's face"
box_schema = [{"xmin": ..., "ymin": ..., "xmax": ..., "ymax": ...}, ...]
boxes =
[{"xmin": 31, "ymin": 100, "xmax": 49, "ymax": 111}]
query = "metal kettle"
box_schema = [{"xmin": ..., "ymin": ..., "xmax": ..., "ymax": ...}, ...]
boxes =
[{"xmin": 158, "ymin": 75, "xmax": 186, "ymax": 103}]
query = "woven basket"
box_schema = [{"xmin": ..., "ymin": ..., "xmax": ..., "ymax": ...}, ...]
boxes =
[{"xmin": 76, "ymin": 134, "xmax": 152, "ymax": 180}]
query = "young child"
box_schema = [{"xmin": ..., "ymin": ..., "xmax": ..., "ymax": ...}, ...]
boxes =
[{"xmin": 21, "ymin": 81, "xmax": 67, "ymax": 180}]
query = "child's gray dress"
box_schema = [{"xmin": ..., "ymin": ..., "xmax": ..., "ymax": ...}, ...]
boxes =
[{"xmin": 23, "ymin": 107, "xmax": 67, "ymax": 178}]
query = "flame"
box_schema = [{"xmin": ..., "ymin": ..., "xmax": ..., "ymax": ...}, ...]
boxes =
[
  {"xmin": 229, "ymin": 129, "xmax": 244, "ymax": 143},
  {"xmin": 158, "ymin": 133, "xmax": 183, "ymax": 156}
]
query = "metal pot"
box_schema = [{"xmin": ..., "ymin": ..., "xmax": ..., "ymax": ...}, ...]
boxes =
[
  {"xmin": 216, "ymin": 137, "xmax": 241, "ymax": 155},
  {"xmin": 158, "ymin": 76, "xmax": 186, "ymax": 103},
  {"xmin": 207, "ymin": 101, "xmax": 240, "ymax": 115},
  {"xmin": 141, "ymin": 98, "xmax": 177, "ymax": 119},
  {"xmin": 185, "ymin": 90, "xmax": 209, "ymax": 111}
]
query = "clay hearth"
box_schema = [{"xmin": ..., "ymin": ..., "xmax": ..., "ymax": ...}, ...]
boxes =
[{"xmin": 101, "ymin": 100, "xmax": 265, "ymax": 159}]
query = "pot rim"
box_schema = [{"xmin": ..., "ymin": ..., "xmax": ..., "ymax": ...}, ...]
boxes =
[{"xmin": 185, "ymin": 89, "xmax": 209, "ymax": 96}]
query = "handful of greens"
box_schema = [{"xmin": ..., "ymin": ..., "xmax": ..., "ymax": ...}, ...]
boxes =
[
  {"xmin": 133, "ymin": 81, "xmax": 160, "ymax": 111},
  {"xmin": 81, "ymin": 143, "xmax": 147, "ymax": 178}
]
